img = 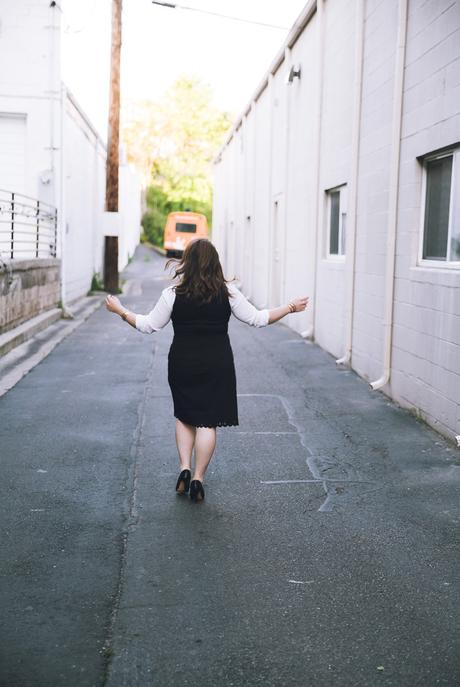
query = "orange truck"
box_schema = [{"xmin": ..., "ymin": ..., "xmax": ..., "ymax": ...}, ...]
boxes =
[{"xmin": 163, "ymin": 211, "xmax": 208, "ymax": 257}]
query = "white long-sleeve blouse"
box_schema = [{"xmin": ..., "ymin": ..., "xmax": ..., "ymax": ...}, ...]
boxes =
[{"xmin": 135, "ymin": 283, "xmax": 270, "ymax": 334}]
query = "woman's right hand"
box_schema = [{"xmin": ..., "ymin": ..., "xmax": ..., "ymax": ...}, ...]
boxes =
[
  {"xmin": 291, "ymin": 297, "xmax": 309, "ymax": 313},
  {"xmin": 105, "ymin": 294, "xmax": 123, "ymax": 315}
]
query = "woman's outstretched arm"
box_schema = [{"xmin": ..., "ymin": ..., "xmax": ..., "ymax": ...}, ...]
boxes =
[
  {"xmin": 105, "ymin": 287, "xmax": 174, "ymax": 333},
  {"xmin": 268, "ymin": 297, "xmax": 309, "ymax": 324},
  {"xmin": 228, "ymin": 283, "xmax": 308, "ymax": 326}
]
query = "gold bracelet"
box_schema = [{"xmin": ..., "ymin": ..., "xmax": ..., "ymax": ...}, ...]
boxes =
[
  {"xmin": 121, "ymin": 311, "xmax": 129, "ymax": 321},
  {"xmin": 288, "ymin": 302, "xmax": 296, "ymax": 313}
]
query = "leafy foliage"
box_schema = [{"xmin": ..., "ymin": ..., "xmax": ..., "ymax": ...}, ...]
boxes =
[{"xmin": 122, "ymin": 77, "xmax": 232, "ymax": 246}]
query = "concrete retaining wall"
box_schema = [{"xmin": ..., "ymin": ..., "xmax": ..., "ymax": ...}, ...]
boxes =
[{"xmin": 0, "ymin": 259, "xmax": 60, "ymax": 334}]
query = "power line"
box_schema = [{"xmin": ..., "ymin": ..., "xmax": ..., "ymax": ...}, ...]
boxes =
[{"xmin": 151, "ymin": 1, "xmax": 289, "ymax": 30}]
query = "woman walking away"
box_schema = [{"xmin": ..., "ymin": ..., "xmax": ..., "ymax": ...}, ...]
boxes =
[{"xmin": 105, "ymin": 239, "xmax": 308, "ymax": 503}]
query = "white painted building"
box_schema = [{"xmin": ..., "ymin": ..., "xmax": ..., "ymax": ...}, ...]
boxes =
[
  {"xmin": 213, "ymin": 0, "xmax": 460, "ymax": 442},
  {"xmin": 0, "ymin": 0, "xmax": 141, "ymax": 304}
]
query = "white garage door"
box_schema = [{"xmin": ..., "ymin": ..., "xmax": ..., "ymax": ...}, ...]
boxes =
[{"xmin": 0, "ymin": 113, "xmax": 26, "ymax": 195}]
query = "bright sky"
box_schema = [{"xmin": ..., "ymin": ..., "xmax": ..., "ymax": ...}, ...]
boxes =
[{"xmin": 61, "ymin": 0, "xmax": 306, "ymax": 138}]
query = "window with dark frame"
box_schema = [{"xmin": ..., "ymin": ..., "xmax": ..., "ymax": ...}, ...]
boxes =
[
  {"xmin": 329, "ymin": 190, "xmax": 340, "ymax": 254},
  {"xmin": 421, "ymin": 148, "xmax": 460, "ymax": 264},
  {"xmin": 326, "ymin": 186, "xmax": 346, "ymax": 257},
  {"xmin": 422, "ymin": 155, "xmax": 452, "ymax": 261}
]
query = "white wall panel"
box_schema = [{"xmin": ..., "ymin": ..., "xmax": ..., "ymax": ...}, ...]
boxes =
[
  {"xmin": 314, "ymin": 0, "xmax": 356, "ymax": 358},
  {"xmin": 252, "ymin": 86, "xmax": 271, "ymax": 308},
  {"xmin": 283, "ymin": 13, "xmax": 318, "ymax": 336},
  {"xmin": 352, "ymin": 0, "xmax": 398, "ymax": 380}
]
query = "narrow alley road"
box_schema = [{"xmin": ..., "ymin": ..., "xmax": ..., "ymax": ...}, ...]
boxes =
[{"xmin": 1, "ymin": 245, "xmax": 459, "ymax": 687}]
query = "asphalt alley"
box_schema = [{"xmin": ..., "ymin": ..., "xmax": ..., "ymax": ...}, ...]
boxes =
[{"xmin": 1, "ymin": 244, "xmax": 459, "ymax": 687}]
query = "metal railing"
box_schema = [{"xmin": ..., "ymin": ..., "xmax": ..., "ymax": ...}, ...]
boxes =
[{"xmin": 0, "ymin": 189, "xmax": 58, "ymax": 260}]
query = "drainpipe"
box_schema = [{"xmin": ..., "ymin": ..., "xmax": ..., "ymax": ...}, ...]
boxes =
[
  {"xmin": 267, "ymin": 73, "xmax": 275, "ymax": 307},
  {"xmin": 49, "ymin": 1, "xmax": 57, "ymax": 201},
  {"xmin": 281, "ymin": 46, "xmax": 291, "ymax": 310},
  {"xmin": 336, "ymin": 0, "xmax": 365, "ymax": 365},
  {"xmin": 250, "ymin": 99, "xmax": 257, "ymax": 301},
  {"xmin": 58, "ymin": 81, "xmax": 71, "ymax": 317},
  {"xmin": 370, "ymin": 0, "xmax": 408, "ymax": 390},
  {"xmin": 303, "ymin": 0, "xmax": 325, "ymax": 339},
  {"xmin": 241, "ymin": 113, "xmax": 248, "ymax": 291},
  {"xmin": 50, "ymin": 3, "xmax": 71, "ymax": 317}
]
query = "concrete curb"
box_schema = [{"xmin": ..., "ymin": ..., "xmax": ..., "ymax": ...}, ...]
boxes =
[
  {"xmin": 0, "ymin": 295, "xmax": 104, "ymax": 398},
  {"xmin": 0, "ymin": 307, "xmax": 62, "ymax": 357}
]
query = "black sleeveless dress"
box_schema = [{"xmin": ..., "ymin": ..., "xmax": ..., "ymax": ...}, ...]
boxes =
[{"xmin": 167, "ymin": 289, "xmax": 239, "ymax": 428}]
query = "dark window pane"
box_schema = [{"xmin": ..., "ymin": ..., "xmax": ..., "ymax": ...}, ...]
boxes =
[
  {"xmin": 450, "ymin": 191, "xmax": 460, "ymax": 260},
  {"xmin": 176, "ymin": 222, "xmax": 197, "ymax": 233},
  {"xmin": 329, "ymin": 191, "xmax": 340, "ymax": 254},
  {"xmin": 450, "ymin": 235, "xmax": 460, "ymax": 261},
  {"xmin": 423, "ymin": 156, "xmax": 452, "ymax": 260},
  {"xmin": 341, "ymin": 212, "xmax": 347, "ymax": 255}
]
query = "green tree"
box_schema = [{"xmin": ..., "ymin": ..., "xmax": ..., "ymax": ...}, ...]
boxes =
[{"xmin": 122, "ymin": 77, "xmax": 232, "ymax": 246}]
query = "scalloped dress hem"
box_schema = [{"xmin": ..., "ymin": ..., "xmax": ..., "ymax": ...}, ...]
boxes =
[{"xmin": 174, "ymin": 414, "xmax": 239, "ymax": 429}]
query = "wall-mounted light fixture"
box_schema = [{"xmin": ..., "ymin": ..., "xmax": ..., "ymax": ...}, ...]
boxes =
[{"xmin": 286, "ymin": 65, "xmax": 301, "ymax": 84}]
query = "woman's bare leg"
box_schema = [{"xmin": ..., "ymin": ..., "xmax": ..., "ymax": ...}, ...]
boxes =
[
  {"xmin": 175, "ymin": 419, "xmax": 196, "ymax": 471},
  {"xmin": 193, "ymin": 427, "xmax": 217, "ymax": 482}
]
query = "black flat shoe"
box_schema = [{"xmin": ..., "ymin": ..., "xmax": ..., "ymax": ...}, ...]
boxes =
[
  {"xmin": 190, "ymin": 480, "xmax": 205, "ymax": 502},
  {"xmin": 175, "ymin": 469, "xmax": 191, "ymax": 494}
]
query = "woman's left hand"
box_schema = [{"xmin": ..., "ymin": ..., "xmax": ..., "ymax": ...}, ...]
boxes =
[
  {"xmin": 105, "ymin": 294, "xmax": 122, "ymax": 315},
  {"xmin": 291, "ymin": 296, "xmax": 309, "ymax": 313}
]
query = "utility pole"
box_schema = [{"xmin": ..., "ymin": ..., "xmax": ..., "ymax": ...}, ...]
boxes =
[{"xmin": 104, "ymin": 0, "xmax": 122, "ymax": 293}]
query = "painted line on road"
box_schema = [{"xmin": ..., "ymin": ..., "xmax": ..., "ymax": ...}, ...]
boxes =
[
  {"xmin": 260, "ymin": 479, "xmax": 377, "ymax": 484},
  {"xmin": 235, "ymin": 431, "xmax": 297, "ymax": 435}
]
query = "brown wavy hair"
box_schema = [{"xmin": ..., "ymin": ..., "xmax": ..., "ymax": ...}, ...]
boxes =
[{"xmin": 166, "ymin": 238, "xmax": 232, "ymax": 303}]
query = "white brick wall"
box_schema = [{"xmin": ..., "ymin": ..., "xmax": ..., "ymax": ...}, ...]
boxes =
[
  {"xmin": 391, "ymin": 0, "xmax": 460, "ymax": 436},
  {"xmin": 214, "ymin": 0, "xmax": 460, "ymax": 441}
]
